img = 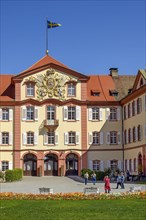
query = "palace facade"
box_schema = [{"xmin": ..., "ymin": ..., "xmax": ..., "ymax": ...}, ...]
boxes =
[{"xmin": 0, "ymin": 55, "xmax": 146, "ymax": 176}]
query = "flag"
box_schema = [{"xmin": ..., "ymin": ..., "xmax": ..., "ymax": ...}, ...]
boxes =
[{"xmin": 47, "ymin": 20, "xmax": 61, "ymax": 28}]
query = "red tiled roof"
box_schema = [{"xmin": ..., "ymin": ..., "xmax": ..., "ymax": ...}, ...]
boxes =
[
  {"xmin": 24, "ymin": 54, "xmax": 68, "ymax": 72},
  {"xmin": 87, "ymin": 75, "xmax": 116, "ymax": 101},
  {"xmin": 0, "ymin": 75, "xmax": 15, "ymax": 101}
]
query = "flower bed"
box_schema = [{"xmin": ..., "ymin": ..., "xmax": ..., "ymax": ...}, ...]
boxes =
[{"xmin": 0, "ymin": 191, "xmax": 146, "ymax": 200}]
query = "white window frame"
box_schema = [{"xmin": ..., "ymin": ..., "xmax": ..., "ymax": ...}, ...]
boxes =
[
  {"xmin": 110, "ymin": 131, "xmax": 117, "ymax": 144},
  {"xmin": 2, "ymin": 132, "xmax": 9, "ymax": 145},
  {"xmin": 110, "ymin": 107, "xmax": 117, "ymax": 120},
  {"xmin": 26, "ymin": 83, "xmax": 34, "ymax": 97},
  {"xmin": 47, "ymin": 131, "xmax": 55, "ymax": 145},
  {"xmin": 26, "ymin": 106, "xmax": 34, "ymax": 120},
  {"xmin": 93, "ymin": 160, "xmax": 100, "ymax": 171},
  {"xmin": 92, "ymin": 132, "xmax": 100, "ymax": 145},
  {"xmin": 92, "ymin": 107, "xmax": 99, "ymax": 120},
  {"xmin": 68, "ymin": 83, "xmax": 75, "ymax": 96},
  {"xmin": 68, "ymin": 106, "xmax": 76, "ymax": 120},
  {"xmin": 2, "ymin": 161, "xmax": 9, "ymax": 171},
  {"xmin": 27, "ymin": 132, "xmax": 34, "ymax": 145},
  {"xmin": 68, "ymin": 131, "xmax": 76, "ymax": 144},
  {"xmin": 2, "ymin": 108, "xmax": 9, "ymax": 120}
]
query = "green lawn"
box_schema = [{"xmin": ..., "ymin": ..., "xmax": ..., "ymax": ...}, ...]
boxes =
[{"xmin": 0, "ymin": 199, "xmax": 146, "ymax": 220}]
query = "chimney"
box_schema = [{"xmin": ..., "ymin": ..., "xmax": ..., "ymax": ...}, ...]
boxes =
[{"xmin": 109, "ymin": 68, "xmax": 118, "ymax": 77}]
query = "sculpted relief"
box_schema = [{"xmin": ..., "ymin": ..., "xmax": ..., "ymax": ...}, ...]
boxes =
[{"xmin": 25, "ymin": 68, "xmax": 76, "ymax": 100}]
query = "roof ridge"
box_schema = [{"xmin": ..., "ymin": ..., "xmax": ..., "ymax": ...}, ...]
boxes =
[{"xmin": 23, "ymin": 55, "xmax": 48, "ymax": 72}]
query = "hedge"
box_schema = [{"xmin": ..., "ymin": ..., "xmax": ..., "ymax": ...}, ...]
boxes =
[{"xmin": 5, "ymin": 168, "xmax": 23, "ymax": 182}]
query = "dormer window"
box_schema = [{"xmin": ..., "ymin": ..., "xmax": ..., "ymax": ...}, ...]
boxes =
[
  {"xmin": 109, "ymin": 90, "xmax": 118, "ymax": 96},
  {"xmin": 91, "ymin": 90, "xmax": 100, "ymax": 96},
  {"xmin": 128, "ymin": 89, "xmax": 132, "ymax": 94},
  {"xmin": 26, "ymin": 83, "xmax": 35, "ymax": 97}
]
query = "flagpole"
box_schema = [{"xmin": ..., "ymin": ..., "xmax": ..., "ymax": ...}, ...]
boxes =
[{"xmin": 46, "ymin": 17, "xmax": 49, "ymax": 55}]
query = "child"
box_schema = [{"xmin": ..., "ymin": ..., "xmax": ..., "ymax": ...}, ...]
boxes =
[{"xmin": 104, "ymin": 175, "xmax": 111, "ymax": 193}]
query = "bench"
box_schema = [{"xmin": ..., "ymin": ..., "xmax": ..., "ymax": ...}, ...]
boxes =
[
  {"xmin": 84, "ymin": 187, "xmax": 99, "ymax": 194},
  {"xmin": 39, "ymin": 187, "xmax": 53, "ymax": 194},
  {"xmin": 129, "ymin": 186, "xmax": 142, "ymax": 192}
]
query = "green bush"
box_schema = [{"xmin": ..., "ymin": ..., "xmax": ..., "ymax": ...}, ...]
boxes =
[
  {"xmin": 0, "ymin": 171, "xmax": 5, "ymax": 180},
  {"xmin": 5, "ymin": 168, "xmax": 23, "ymax": 182},
  {"xmin": 81, "ymin": 169, "xmax": 93, "ymax": 179},
  {"xmin": 96, "ymin": 171, "xmax": 105, "ymax": 180}
]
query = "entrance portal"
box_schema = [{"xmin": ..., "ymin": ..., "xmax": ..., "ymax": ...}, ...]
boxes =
[
  {"xmin": 44, "ymin": 154, "xmax": 58, "ymax": 176},
  {"xmin": 66, "ymin": 153, "xmax": 78, "ymax": 176},
  {"xmin": 23, "ymin": 153, "xmax": 37, "ymax": 176}
]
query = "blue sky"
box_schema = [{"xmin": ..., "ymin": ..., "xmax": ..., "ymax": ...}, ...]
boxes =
[{"xmin": 0, "ymin": 0, "xmax": 146, "ymax": 76}]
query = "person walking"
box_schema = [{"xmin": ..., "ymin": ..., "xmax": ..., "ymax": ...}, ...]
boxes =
[
  {"xmin": 116, "ymin": 173, "xmax": 122, "ymax": 189},
  {"xmin": 91, "ymin": 171, "xmax": 96, "ymax": 185},
  {"xmin": 121, "ymin": 172, "xmax": 125, "ymax": 189},
  {"xmin": 104, "ymin": 175, "xmax": 111, "ymax": 193},
  {"xmin": 126, "ymin": 170, "xmax": 130, "ymax": 181},
  {"xmin": 84, "ymin": 172, "xmax": 89, "ymax": 185}
]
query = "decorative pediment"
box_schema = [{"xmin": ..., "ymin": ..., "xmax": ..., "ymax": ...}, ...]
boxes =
[{"xmin": 25, "ymin": 68, "xmax": 77, "ymax": 100}]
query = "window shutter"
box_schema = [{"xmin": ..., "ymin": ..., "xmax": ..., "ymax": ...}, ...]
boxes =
[
  {"xmin": 100, "ymin": 132, "xmax": 103, "ymax": 144},
  {"xmin": 55, "ymin": 132, "xmax": 59, "ymax": 145},
  {"xmin": 76, "ymin": 132, "xmax": 79, "ymax": 144},
  {"xmin": 127, "ymin": 160, "xmax": 129, "ymax": 170},
  {"xmin": 35, "ymin": 107, "xmax": 38, "ymax": 121},
  {"xmin": 9, "ymin": 161, "xmax": 13, "ymax": 170},
  {"xmin": 63, "ymin": 106, "xmax": 68, "ymax": 120},
  {"xmin": 136, "ymin": 159, "xmax": 138, "ymax": 172},
  {"xmin": 9, "ymin": 132, "xmax": 13, "ymax": 145},
  {"xmin": 106, "ymin": 132, "xmax": 110, "ymax": 144},
  {"xmin": 135, "ymin": 127, "xmax": 138, "ymax": 141},
  {"xmin": 117, "ymin": 107, "xmax": 121, "ymax": 120},
  {"xmin": 140, "ymin": 98, "xmax": 142, "ymax": 112},
  {"xmin": 0, "ymin": 108, "xmax": 2, "ymax": 120},
  {"xmin": 126, "ymin": 130, "xmax": 128, "ymax": 144},
  {"xmin": 118, "ymin": 132, "xmax": 121, "ymax": 144},
  {"xmin": 144, "ymin": 125, "xmax": 146, "ymax": 138},
  {"xmin": 125, "ymin": 106, "xmax": 128, "ymax": 119},
  {"xmin": 64, "ymin": 132, "xmax": 68, "ymax": 145},
  {"xmin": 130, "ymin": 129, "xmax": 133, "ymax": 143},
  {"xmin": 44, "ymin": 132, "xmax": 48, "ymax": 145},
  {"xmin": 135, "ymin": 101, "xmax": 137, "ymax": 114},
  {"xmin": 22, "ymin": 106, "xmax": 26, "ymax": 121},
  {"xmin": 88, "ymin": 108, "xmax": 92, "ymax": 121},
  {"xmin": 106, "ymin": 108, "xmax": 110, "ymax": 120},
  {"xmin": 129, "ymin": 104, "xmax": 132, "ymax": 117},
  {"xmin": 0, "ymin": 132, "xmax": 2, "ymax": 144},
  {"xmin": 34, "ymin": 132, "xmax": 38, "ymax": 145},
  {"xmin": 88, "ymin": 132, "xmax": 92, "ymax": 145},
  {"xmin": 100, "ymin": 160, "xmax": 104, "ymax": 171},
  {"xmin": 107, "ymin": 160, "xmax": 110, "ymax": 169},
  {"xmin": 118, "ymin": 160, "xmax": 122, "ymax": 171},
  {"xmin": 22, "ymin": 132, "xmax": 27, "ymax": 145},
  {"xmin": 9, "ymin": 109, "xmax": 13, "ymax": 121},
  {"xmin": 131, "ymin": 160, "xmax": 134, "ymax": 172},
  {"xmin": 99, "ymin": 108, "xmax": 103, "ymax": 121},
  {"xmin": 88, "ymin": 160, "xmax": 93, "ymax": 170},
  {"xmin": 76, "ymin": 106, "xmax": 80, "ymax": 120},
  {"xmin": 140, "ymin": 125, "xmax": 143, "ymax": 140}
]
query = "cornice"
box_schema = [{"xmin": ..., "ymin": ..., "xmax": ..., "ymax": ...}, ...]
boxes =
[
  {"xmin": 0, "ymin": 98, "xmax": 122, "ymax": 107},
  {"xmin": 12, "ymin": 63, "xmax": 89, "ymax": 82}
]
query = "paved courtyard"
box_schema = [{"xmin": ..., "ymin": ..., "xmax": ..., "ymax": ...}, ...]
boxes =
[{"xmin": 1, "ymin": 176, "xmax": 145, "ymax": 194}]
